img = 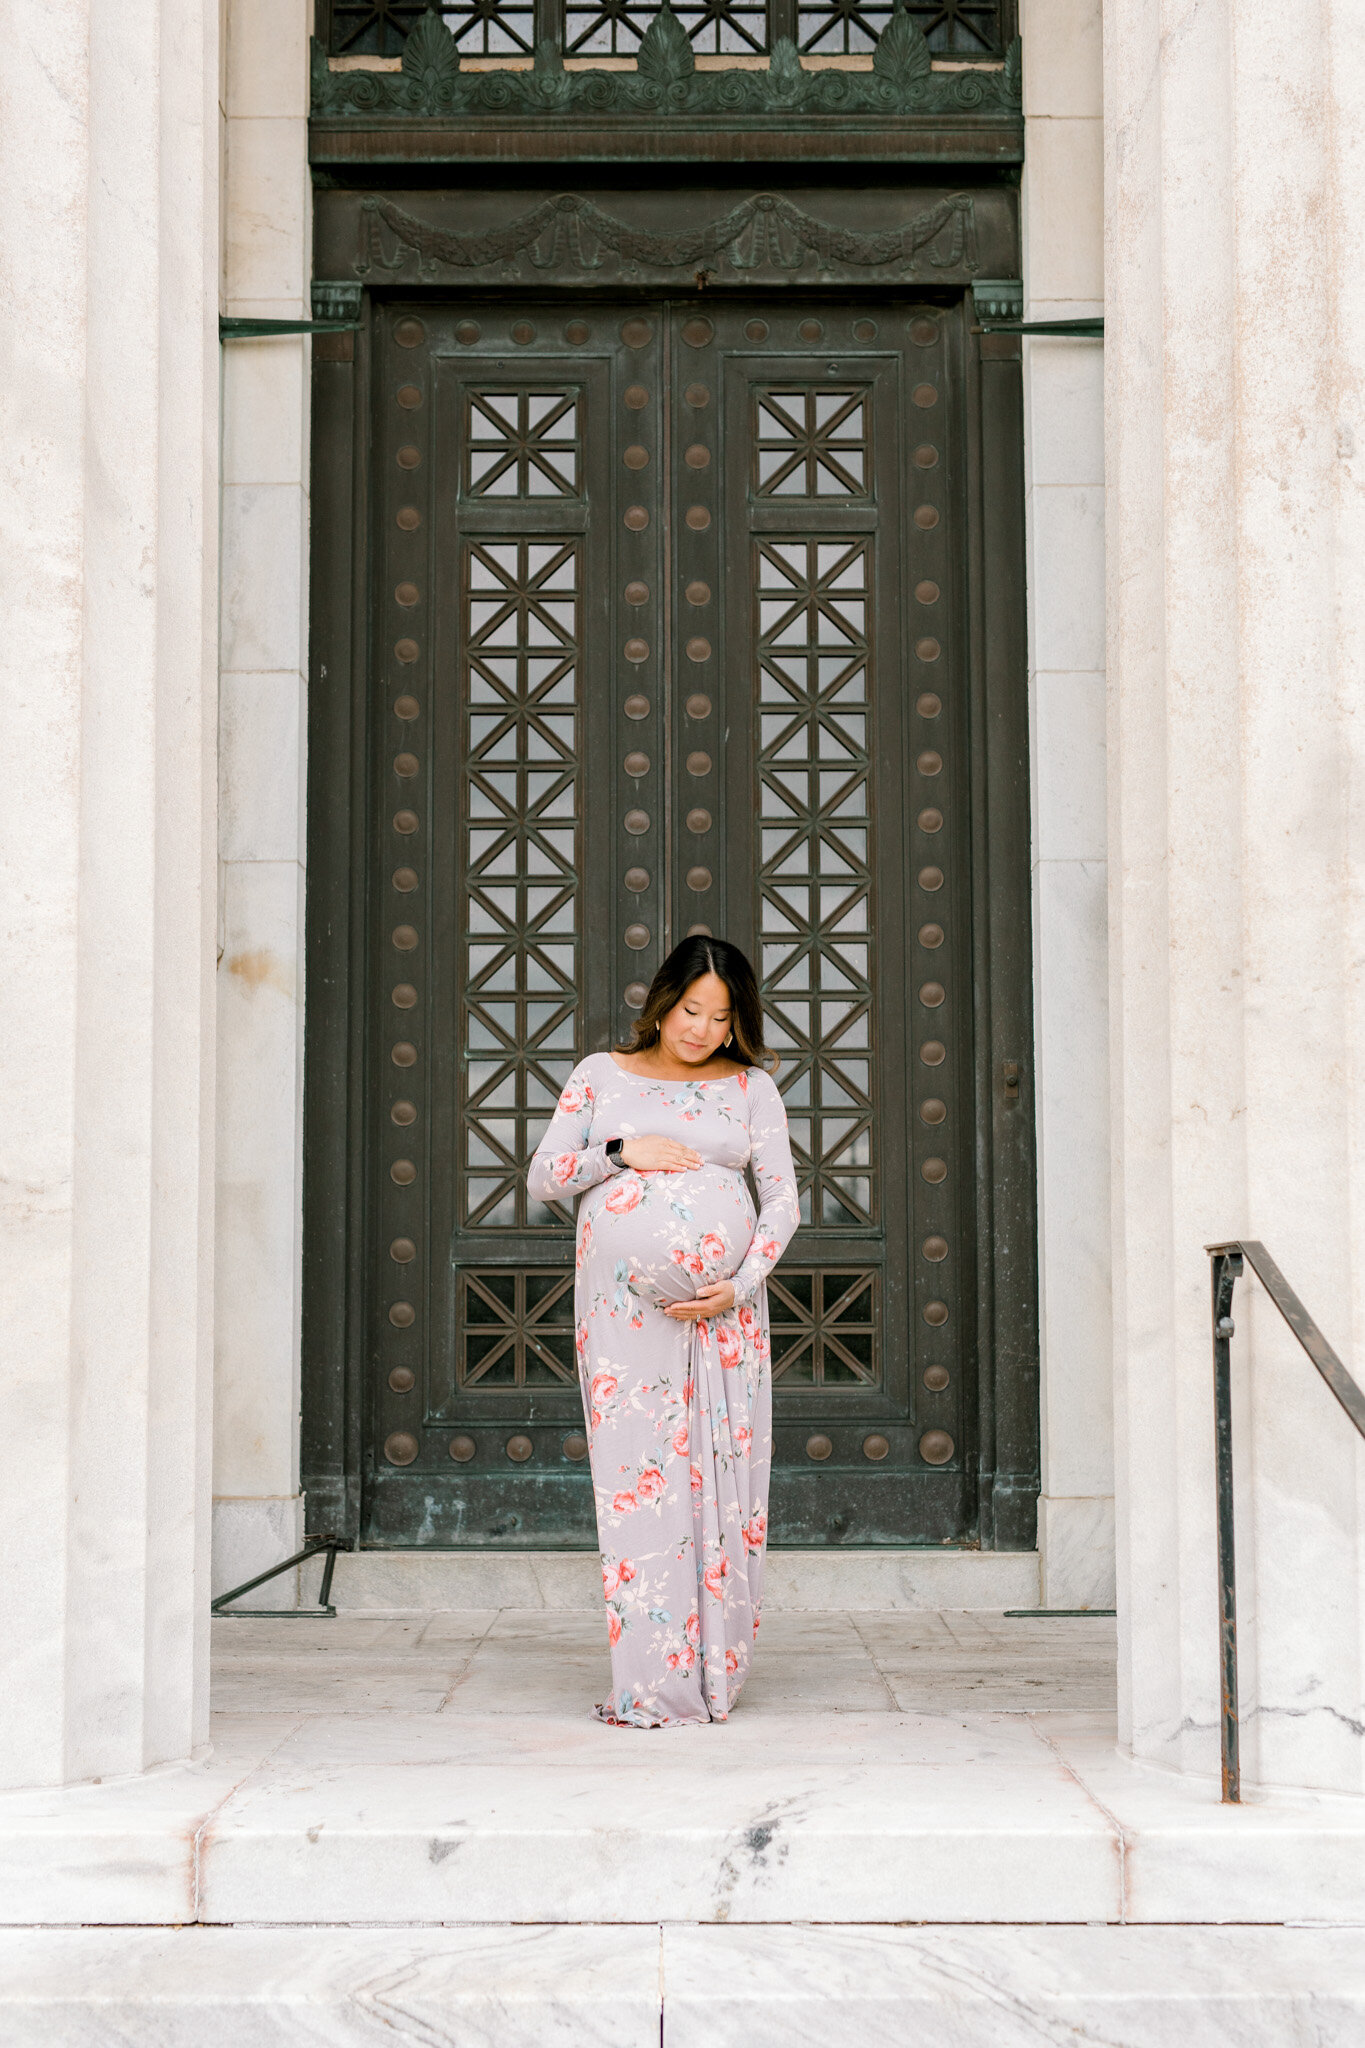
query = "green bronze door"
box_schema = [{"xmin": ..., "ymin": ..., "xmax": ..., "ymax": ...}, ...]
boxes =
[{"xmin": 360, "ymin": 295, "xmax": 986, "ymax": 1547}]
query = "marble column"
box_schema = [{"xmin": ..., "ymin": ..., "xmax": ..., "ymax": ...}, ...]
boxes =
[
  {"xmin": 0, "ymin": 0, "xmax": 219, "ymax": 1786},
  {"xmin": 213, "ymin": 0, "xmax": 312, "ymax": 1609},
  {"xmin": 1106, "ymin": 0, "xmax": 1365, "ymax": 1792},
  {"xmin": 1021, "ymin": 0, "xmax": 1114, "ymax": 1612}
]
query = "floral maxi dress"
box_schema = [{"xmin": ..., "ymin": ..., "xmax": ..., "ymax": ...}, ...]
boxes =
[{"xmin": 528, "ymin": 1054, "xmax": 799, "ymax": 1726}]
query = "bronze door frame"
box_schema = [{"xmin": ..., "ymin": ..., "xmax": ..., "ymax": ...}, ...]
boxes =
[{"xmin": 302, "ymin": 177, "xmax": 1038, "ymax": 1552}]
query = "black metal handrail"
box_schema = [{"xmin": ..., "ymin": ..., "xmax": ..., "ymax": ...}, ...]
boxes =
[
  {"xmin": 1205, "ymin": 1241, "xmax": 1365, "ymax": 1802},
  {"xmin": 211, "ymin": 1535, "xmax": 346, "ymax": 1618}
]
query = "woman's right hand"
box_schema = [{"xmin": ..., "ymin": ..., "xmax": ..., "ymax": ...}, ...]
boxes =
[{"xmin": 619, "ymin": 1134, "xmax": 703, "ymax": 1173}]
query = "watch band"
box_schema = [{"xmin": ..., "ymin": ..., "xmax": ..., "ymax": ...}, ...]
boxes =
[{"xmin": 605, "ymin": 1137, "xmax": 624, "ymax": 1166}]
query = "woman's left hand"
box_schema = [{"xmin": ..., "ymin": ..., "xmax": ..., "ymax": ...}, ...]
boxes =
[{"xmin": 664, "ymin": 1281, "xmax": 736, "ymax": 1322}]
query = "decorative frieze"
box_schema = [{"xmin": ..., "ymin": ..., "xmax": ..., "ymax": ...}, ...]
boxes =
[{"xmin": 311, "ymin": 2, "xmax": 1021, "ymax": 123}]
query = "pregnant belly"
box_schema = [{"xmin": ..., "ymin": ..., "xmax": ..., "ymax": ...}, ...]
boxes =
[{"xmin": 583, "ymin": 1165, "xmax": 755, "ymax": 1305}]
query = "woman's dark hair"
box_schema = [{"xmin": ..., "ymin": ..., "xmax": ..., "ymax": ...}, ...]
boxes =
[{"xmin": 615, "ymin": 936, "xmax": 775, "ymax": 1070}]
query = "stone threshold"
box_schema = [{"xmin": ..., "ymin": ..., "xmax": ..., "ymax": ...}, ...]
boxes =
[
  {"xmin": 324, "ymin": 1546, "xmax": 1042, "ymax": 1613},
  {"xmin": 3, "ymin": 1706, "xmax": 1364, "ymax": 1930},
  {"xmin": 1, "ymin": 1924, "xmax": 1363, "ymax": 2045}
]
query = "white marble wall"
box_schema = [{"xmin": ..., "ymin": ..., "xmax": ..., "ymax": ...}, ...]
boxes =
[
  {"xmin": 213, "ymin": 0, "xmax": 314, "ymax": 1606},
  {"xmin": 1020, "ymin": 0, "xmax": 1114, "ymax": 1609},
  {"xmin": 0, "ymin": 0, "xmax": 219, "ymax": 1784},
  {"xmin": 1106, "ymin": 0, "xmax": 1365, "ymax": 1792}
]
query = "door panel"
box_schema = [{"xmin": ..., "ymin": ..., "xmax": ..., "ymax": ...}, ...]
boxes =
[{"xmin": 363, "ymin": 296, "xmax": 975, "ymax": 1546}]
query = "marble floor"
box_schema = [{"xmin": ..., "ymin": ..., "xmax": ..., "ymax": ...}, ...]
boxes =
[{"xmin": 209, "ymin": 1603, "xmax": 1121, "ymax": 1719}]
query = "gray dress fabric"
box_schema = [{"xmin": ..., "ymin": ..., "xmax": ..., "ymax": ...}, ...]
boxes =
[{"xmin": 528, "ymin": 1053, "xmax": 799, "ymax": 1726}]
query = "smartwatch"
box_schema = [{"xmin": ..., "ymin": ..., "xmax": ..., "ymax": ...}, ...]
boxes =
[{"xmin": 605, "ymin": 1137, "xmax": 625, "ymax": 1168}]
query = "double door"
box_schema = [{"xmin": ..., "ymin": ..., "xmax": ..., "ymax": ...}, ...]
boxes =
[{"xmin": 362, "ymin": 294, "xmax": 983, "ymax": 1545}]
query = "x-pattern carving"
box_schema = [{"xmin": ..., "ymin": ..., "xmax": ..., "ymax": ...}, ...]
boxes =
[
  {"xmin": 461, "ymin": 540, "xmax": 581, "ymax": 1230},
  {"xmin": 468, "ymin": 390, "xmax": 580, "ymax": 499},
  {"xmin": 768, "ymin": 1270, "xmax": 879, "ymax": 1386},
  {"xmin": 756, "ymin": 539, "xmax": 876, "ymax": 1228},
  {"xmin": 458, "ymin": 1271, "xmax": 577, "ymax": 1385},
  {"xmin": 797, "ymin": 0, "xmax": 1004, "ymax": 54},
  {"xmin": 756, "ymin": 388, "xmax": 868, "ymax": 499},
  {"xmin": 564, "ymin": 0, "xmax": 767, "ymax": 54}
]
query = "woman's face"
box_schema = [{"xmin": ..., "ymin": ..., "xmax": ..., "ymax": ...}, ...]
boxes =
[{"xmin": 659, "ymin": 971, "xmax": 733, "ymax": 1065}]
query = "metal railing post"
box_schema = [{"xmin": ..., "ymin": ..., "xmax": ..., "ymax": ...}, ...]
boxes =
[
  {"xmin": 1204, "ymin": 1239, "xmax": 1365, "ymax": 1804},
  {"xmin": 1210, "ymin": 1247, "xmax": 1243, "ymax": 1802}
]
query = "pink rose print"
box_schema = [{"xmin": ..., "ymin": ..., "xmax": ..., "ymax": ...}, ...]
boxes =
[{"xmin": 522, "ymin": 1045, "xmax": 800, "ymax": 1727}]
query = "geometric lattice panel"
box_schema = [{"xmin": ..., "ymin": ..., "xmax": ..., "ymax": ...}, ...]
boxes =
[
  {"xmin": 328, "ymin": 0, "xmax": 1008, "ymax": 58},
  {"xmin": 797, "ymin": 0, "xmax": 1006, "ymax": 55},
  {"xmin": 756, "ymin": 537, "xmax": 875, "ymax": 1228},
  {"xmin": 461, "ymin": 539, "xmax": 581, "ymax": 1228},
  {"xmin": 328, "ymin": 0, "xmax": 533, "ymax": 56},
  {"xmin": 563, "ymin": 0, "xmax": 768, "ymax": 55},
  {"xmin": 769, "ymin": 1269, "xmax": 879, "ymax": 1386},
  {"xmin": 467, "ymin": 390, "xmax": 581, "ymax": 499},
  {"xmin": 458, "ymin": 1269, "xmax": 577, "ymax": 1384},
  {"xmin": 456, "ymin": 1270, "xmax": 577, "ymax": 1385},
  {"xmin": 755, "ymin": 388, "xmax": 869, "ymax": 498}
]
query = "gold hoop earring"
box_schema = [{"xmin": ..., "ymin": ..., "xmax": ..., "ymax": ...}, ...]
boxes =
[{"xmin": 725, "ymin": 1032, "xmax": 733, "ymax": 1048}]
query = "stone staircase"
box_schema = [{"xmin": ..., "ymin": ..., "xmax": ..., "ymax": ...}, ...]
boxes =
[{"xmin": 3, "ymin": 1604, "xmax": 1363, "ymax": 2043}]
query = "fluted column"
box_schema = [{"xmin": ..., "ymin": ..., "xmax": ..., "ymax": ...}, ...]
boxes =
[
  {"xmin": 1106, "ymin": 0, "xmax": 1365, "ymax": 1792},
  {"xmin": 0, "ymin": 0, "xmax": 219, "ymax": 1786}
]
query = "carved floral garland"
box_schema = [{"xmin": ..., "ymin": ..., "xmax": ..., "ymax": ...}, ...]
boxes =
[{"xmin": 355, "ymin": 188, "xmax": 980, "ymax": 279}]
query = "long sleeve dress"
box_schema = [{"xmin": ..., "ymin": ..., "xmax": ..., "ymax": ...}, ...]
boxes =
[{"xmin": 527, "ymin": 1053, "xmax": 799, "ymax": 1727}]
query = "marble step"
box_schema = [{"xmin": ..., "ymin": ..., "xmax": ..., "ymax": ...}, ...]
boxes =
[
  {"xmin": 6, "ymin": 1702, "xmax": 1365, "ymax": 1930},
  {"xmin": 325, "ymin": 1545, "xmax": 1043, "ymax": 1612},
  {"xmin": 2, "ymin": 1924, "xmax": 1364, "ymax": 2045}
]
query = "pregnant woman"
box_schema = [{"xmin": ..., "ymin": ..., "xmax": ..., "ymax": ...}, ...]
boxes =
[{"xmin": 528, "ymin": 936, "xmax": 798, "ymax": 1728}]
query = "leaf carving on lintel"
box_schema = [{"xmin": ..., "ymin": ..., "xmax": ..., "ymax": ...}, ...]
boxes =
[
  {"xmin": 403, "ymin": 4, "xmax": 461, "ymax": 85},
  {"xmin": 636, "ymin": 4, "xmax": 696, "ymax": 91},
  {"xmin": 871, "ymin": 4, "xmax": 932, "ymax": 94},
  {"xmin": 310, "ymin": 7, "xmax": 1021, "ymax": 122}
]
